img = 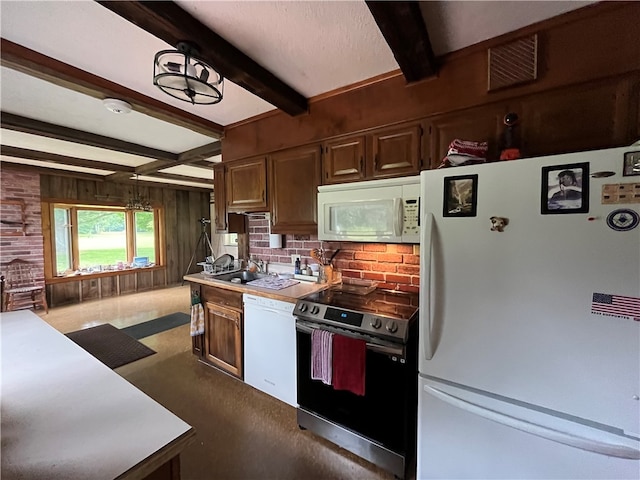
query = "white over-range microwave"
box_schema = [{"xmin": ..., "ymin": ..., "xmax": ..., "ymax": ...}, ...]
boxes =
[{"xmin": 317, "ymin": 176, "xmax": 420, "ymax": 243}]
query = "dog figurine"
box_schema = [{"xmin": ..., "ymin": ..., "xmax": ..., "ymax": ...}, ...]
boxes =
[{"xmin": 490, "ymin": 216, "xmax": 508, "ymax": 232}]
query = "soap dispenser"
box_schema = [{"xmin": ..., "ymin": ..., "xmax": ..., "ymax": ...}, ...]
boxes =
[{"xmin": 294, "ymin": 257, "xmax": 301, "ymax": 275}]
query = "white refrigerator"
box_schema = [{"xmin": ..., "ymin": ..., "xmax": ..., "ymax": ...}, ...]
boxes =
[{"xmin": 417, "ymin": 146, "xmax": 640, "ymax": 479}]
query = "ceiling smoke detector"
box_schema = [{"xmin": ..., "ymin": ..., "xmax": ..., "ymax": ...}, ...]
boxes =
[{"xmin": 102, "ymin": 98, "xmax": 132, "ymax": 114}]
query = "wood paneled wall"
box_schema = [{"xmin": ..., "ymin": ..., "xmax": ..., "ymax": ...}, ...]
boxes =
[
  {"xmin": 222, "ymin": 2, "xmax": 640, "ymax": 162},
  {"xmin": 39, "ymin": 175, "xmax": 211, "ymax": 285}
]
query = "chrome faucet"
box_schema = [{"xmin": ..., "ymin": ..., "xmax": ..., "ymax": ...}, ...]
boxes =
[{"xmin": 246, "ymin": 258, "xmax": 265, "ymax": 273}]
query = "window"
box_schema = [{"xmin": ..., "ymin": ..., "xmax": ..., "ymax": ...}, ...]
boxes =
[
  {"xmin": 51, "ymin": 204, "xmax": 160, "ymax": 276},
  {"xmin": 54, "ymin": 208, "xmax": 72, "ymax": 274},
  {"xmin": 134, "ymin": 211, "xmax": 155, "ymax": 260}
]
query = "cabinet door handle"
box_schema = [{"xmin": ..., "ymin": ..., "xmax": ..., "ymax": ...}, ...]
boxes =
[
  {"xmin": 374, "ymin": 154, "xmax": 379, "ymax": 170},
  {"xmin": 360, "ymin": 156, "xmax": 364, "ymax": 171},
  {"xmin": 325, "ymin": 171, "xmax": 328, "ymax": 179}
]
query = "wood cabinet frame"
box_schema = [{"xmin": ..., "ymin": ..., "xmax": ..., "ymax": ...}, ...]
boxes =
[
  {"xmin": 203, "ymin": 301, "xmax": 243, "ymax": 378},
  {"xmin": 322, "ymin": 121, "xmax": 423, "ymax": 184},
  {"xmin": 269, "ymin": 144, "xmax": 322, "ymax": 234},
  {"xmin": 225, "ymin": 157, "xmax": 268, "ymax": 213}
]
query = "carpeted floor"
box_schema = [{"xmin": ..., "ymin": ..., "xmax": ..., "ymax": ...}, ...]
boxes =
[{"xmin": 66, "ymin": 323, "xmax": 156, "ymax": 369}]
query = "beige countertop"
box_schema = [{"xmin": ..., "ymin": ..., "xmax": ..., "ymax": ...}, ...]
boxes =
[{"xmin": 183, "ymin": 272, "xmax": 327, "ymax": 303}]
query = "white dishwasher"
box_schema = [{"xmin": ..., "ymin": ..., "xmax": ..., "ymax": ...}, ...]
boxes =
[{"xmin": 243, "ymin": 293, "xmax": 297, "ymax": 407}]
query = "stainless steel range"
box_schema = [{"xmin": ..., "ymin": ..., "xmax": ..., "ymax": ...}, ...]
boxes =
[{"xmin": 294, "ymin": 288, "xmax": 419, "ymax": 479}]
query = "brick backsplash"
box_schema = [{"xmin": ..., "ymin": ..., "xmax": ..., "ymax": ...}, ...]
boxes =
[
  {"xmin": 248, "ymin": 217, "xmax": 420, "ymax": 292},
  {"xmin": 1, "ymin": 167, "xmax": 46, "ymax": 310}
]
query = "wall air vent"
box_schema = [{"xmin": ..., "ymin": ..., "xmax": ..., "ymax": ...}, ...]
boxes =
[{"xmin": 488, "ymin": 34, "xmax": 538, "ymax": 91}]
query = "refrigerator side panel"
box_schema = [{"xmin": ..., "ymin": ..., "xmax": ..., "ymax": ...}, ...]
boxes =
[
  {"xmin": 419, "ymin": 147, "xmax": 640, "ymax": 436},
  {"xmin": 417, "ymin": 378, "xmax": 639, "ymax": 479}
]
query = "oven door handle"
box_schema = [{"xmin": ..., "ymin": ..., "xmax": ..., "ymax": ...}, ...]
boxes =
[{"xmin": 296, "ymin": 321, "xmax": 405, "ymax": 358}]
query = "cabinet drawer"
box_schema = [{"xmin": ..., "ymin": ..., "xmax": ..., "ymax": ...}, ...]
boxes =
[{"xmin": 201, "ymin": 285, "xmax": 243, "ymax": 310}]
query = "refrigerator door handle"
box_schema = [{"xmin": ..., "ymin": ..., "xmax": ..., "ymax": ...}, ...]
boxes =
[
  {"xmin": 420, "ymin": 212, "xmax": 434, "ymax": 360},
  {"xmin": 423, "ymin": 382, "xmax": 640, "ymax": 460}
]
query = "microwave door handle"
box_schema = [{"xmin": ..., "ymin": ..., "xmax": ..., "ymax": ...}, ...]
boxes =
[{"xmin": 394, "ymin": 198, "xmax": 403, "ymax": 236}]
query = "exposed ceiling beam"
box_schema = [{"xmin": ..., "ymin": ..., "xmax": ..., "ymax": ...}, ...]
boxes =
[
  {"xmin": 148, "ymin": 172, "xmax": 212, "ymax": 184},
  {"xmin": 0, "ymin": 145, "xmax": 136, "ymax": 172},
  {"xmin": 0, "ymin": 38, "xmax": 223, "ymax": 139},
  {"xmin": 0, "ymin": 158, "xmax": 107, "ymax": 182},
  {"xmin": 126, "ymin": 142, "xmax": 220, "ymax": 176},
  {"xmin": 105, "ymin": 172, "xmax": 134, "ymax": 183},
  {"xmin": 97, "ymin": 1, "xmax": 309, "ymax": 116},
  {"xmin": 126, "ymin": 177, "xmax": 212, "ymax": 193},
  {"xmin": 366, "ymin": 1, "xmax": 437, "ymax": 82},
  {"xmin": 1, "ymin": 112, "xmax": 178, "ymax": 161},
  {"xmin": 134, "ymin": 159, "xmax": 184, "ymax": 176},
  {"xmin": 189, "ymin": 159, "xmax": 221, "ymax": 168},
  {"xmin": 178, "ymin": 142, "xmax": 222, "ymax": 162}
]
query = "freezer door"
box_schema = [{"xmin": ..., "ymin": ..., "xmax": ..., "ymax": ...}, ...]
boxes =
[
  {"xmin": 417, "ymin": 377, "xmax": 640, "ymax": 479},
  {"xmin": 419, "ymin": 147, "xmax": 640, "ymax": 437}
]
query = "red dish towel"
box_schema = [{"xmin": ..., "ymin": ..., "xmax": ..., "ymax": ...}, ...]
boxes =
[
  {"xmin": 332, "ymin": 334, "xmax": 366, "ymax": 396},
  {"xmin": 311, "ymin": 329, "xmax": 333, "ymax": 385}
]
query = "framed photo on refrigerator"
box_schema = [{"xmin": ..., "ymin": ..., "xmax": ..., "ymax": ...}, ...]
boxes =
[
  {"xmin": 622, "ymin": 151, "xmax": 640, "ymax": 176},
  {"xmin": 541, "ymin": 162, "xmax": 589, "ymax": 214},
  {"xmin": 443, "ymin": 174, "xmax": 478, "ymax": 217}
]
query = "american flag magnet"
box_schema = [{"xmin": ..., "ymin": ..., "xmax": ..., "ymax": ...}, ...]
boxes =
[{"xmin": 591, "ymin": 293, "xmax": 640, "ymax": 321}]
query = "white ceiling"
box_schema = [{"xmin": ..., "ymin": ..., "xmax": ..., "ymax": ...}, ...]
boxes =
[{"xmin": 0, "ymin": 1, "xmax": 593, "ymax": 190}]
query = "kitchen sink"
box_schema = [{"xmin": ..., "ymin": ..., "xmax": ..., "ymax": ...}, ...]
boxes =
[{"xmin": 212, "ymin": 271, "xmax": 268, "ymax": 284}]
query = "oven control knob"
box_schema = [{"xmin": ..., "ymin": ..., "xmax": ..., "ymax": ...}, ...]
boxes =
[
  {"xmin": 298, "ymin": 303, "xmax": 308, "ymax": 313},
  {"xmin": 310, "ymin": 305, "xmax": 320, "ymax": 315},
  {"xmin": 370, "ymin": 317, "xmax": 382, "ymax": 329},
  {"xmin": 386, "ymin": 320, "xmax": 398, "ymax": 333}
]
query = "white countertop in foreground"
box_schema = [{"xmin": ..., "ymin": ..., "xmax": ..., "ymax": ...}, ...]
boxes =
[{"xmin": 0, "ymin": 310, "xmax": 194, "ymax": 480}]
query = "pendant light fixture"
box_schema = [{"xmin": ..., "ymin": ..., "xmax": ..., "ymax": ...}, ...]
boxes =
[
  {"xmin": 153, "ymin": 41, "xmax": 224, "ymax": 105},
  {"xmin": 125, "ymin": 175, "xmax": 153, "ymax": 212}
]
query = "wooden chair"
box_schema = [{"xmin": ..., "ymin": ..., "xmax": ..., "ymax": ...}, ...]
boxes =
[{"xmin": 3, "ymin": 259, "xmax": 48, "ymax": 314}]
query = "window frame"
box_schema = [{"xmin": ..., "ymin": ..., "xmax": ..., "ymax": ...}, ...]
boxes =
[{"xmin": 49, "ymin": 203, "xmax": 162, "ymax": 275}]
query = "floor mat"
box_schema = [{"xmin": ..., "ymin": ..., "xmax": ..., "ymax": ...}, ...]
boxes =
[
  {"xmin": 66, "ymin": 323, "xmax": 156, "ymax": 369},
  {"xmin": 120, "ymin": 312, "xmax": 190, "ymax": 340}
]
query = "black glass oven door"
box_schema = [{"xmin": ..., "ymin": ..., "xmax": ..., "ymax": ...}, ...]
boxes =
[{"xmin": 296, "ymin": 329, "xmax": 416, "ymax": 454}]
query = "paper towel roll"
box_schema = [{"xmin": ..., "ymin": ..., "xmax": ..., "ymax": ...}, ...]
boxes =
[{"xmin": 269, "ymin": 234, "xmax": 283, "ymax": 248}]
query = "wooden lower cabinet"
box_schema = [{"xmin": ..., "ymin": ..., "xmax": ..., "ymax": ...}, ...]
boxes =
[
  {"xmin": 202, "ymin": 298, "xmax": 243, "ymax": 379},
  {"xmin": 189, "ymin": 283, "xmax": 244, "ymax": 378}
]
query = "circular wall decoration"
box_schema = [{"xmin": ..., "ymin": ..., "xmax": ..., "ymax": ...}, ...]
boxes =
[{"xmin": 606, "ymin": 209, "xmax": 639, "ymax": 232}]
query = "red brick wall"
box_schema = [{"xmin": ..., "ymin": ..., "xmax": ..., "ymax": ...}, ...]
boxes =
[
  {"xmin": 0, "ymin": 167, "xmax": 45, "ymax": 310},
  {"xmin": 248, "ymin": 217, "xmax": 420, "ymax": 292}
]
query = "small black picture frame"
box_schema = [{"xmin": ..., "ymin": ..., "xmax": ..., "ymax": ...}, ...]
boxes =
[
  {"xmin": 443, "ymin": 174, "xmax": 478, "ymax": 217},
  {"xmin": 541, "ymin": 162, "xmax": 589, "ymax": 214},
  {"xmin": 622, "ymin": 151, "xmax": 640, "ymax": 177}
]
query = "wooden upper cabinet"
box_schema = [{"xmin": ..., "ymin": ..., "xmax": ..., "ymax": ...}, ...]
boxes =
[
  {"xmin": 213, "ymin": 164, "xmax": 227, "ymax": 232},
  {"xmin": 518, "ymin": 76, "xmax": 638, "ymax": 158},
  {"xmin": 269, "ymin": 145, "xmax": 321, "ymax": 234},
  {"xmin": 321, "ymin": 122, "xmax": 423, "ymax": 183},
  {"xmin": 226, "ymin": 157, "xmax": 268, "ymax": 213},
  {"xmin": 428, "ymin": 104, "xmax": 508, "ymax": 169},
  {"xmin": 323, "ymin": 136, "xmax": 366, "ymax": 184},
  {"xmin": 370, "ymin": 123, "xmax": 422, "ymax": 178}
]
